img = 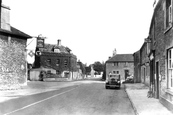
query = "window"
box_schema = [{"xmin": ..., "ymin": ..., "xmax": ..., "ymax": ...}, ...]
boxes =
[
  {"xmin": 56, "ymin": 70, "xmax": 60, "ymax": 75},
  {"xmin": 164, "ymin": 0, "xmax": 172, "ymax": 30},
  {"xmin": 56, "ymin": 59, "xmax": 60, "ymax": 66},
  {"xmin": 113, "ymin": 71, "xmax": 119, "ymax": 74},
  {"xmin": 8, "ymin": 36, "xmax": 11, "ymax": 44},
  {"xmin": 168, "ymin": 48, "xmax": 173, "ymax": 89},
  {"xmin": 64, "ymin": 59, "xmax": 68, "ymax": 67},
  {"xmin": 113, "ymin": 62, "xmax": 119, "ymax": 66},
  {"xmin": 124, "ymin": 62, "xmax": 129, "ymax": 67},
  {"xmin": 47, "ymin": 59, "xmax": 51, "ymax": 65},
  {"xmin": 54, "ymin": 48, "xmax": 60, "ymax": 53}
]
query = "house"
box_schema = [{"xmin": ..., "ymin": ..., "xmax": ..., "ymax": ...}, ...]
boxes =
[
  {"xmin": 140, "ymin": 42, "xmax": 150, "ymax": 86},
  {"xmin": 105, "ymin": 54, "xmax": 134, "ymax": 81},
  {"xmin": 133, "ymin": 50, "xmax": 141, "ymax": 83},
  {"xmin": 136, "ymin": 0, "xmax": 173, "ymax": 112},
  {"xmin": 33, "ymin": 39, "xmax": 78, "ymax": 81},
  {"xmin": 0, "ymin": 3, "xmax": 31, "ymax": 89}
]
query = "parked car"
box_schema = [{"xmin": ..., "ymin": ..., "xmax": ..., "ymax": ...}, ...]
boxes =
[
  {"xmin": 122, "ymin": 75, "xmax": 134, "ymax": 84},
  {"xmin": 105, "ymin": 73, "xmax": 121, "ymax": 89}
]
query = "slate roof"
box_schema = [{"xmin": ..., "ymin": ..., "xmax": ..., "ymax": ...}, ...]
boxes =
[
  {"xmin": 42, "ymin": 43, "xmax": 70, "ymax": 54},
  {"xmin": 106, "ymin": 54, "xmax": 134, "ymax": 63},
  {"xmin": 0, "ymin": 26, "xmax": 31, "ymax": 38}
]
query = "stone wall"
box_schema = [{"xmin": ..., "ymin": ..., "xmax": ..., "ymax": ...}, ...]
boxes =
[
  {"xmin": 0, "ymin": 34, "xmax": 27, "ymax": 89},
  {"xmin": 106, "ymin": 62, "xmax": 134, "ymax": 81}
]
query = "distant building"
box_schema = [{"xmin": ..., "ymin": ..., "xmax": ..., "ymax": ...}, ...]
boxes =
[
  {"xmin": 105, "ymin": 54, "xmax": 134, "ymax": 81},
  {"xmin": 34, "ymin": 39, "xmax": 78, "ymax": 80},
  {"xmin": 0, "ymin": 3, "xmax": 31, "ymax": 89}
]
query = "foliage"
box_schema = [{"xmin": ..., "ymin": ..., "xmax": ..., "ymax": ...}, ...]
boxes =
[
  {"xmin": 93, "ymin": 61, "xmax": 104, "ymax": 73},
  {"xmin": 77, "ymin": 61, "xmax": 86, "ymax": 74}
]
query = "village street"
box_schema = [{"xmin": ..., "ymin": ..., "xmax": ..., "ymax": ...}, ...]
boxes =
[{"xmin": 0, "ymin": 77, "xmax": 135, "ymax": 115}]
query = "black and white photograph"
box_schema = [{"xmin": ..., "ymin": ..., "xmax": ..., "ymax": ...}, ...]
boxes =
[{"xmin": 0, "ymin": 0, "xmax": 173, "ymax": 115}]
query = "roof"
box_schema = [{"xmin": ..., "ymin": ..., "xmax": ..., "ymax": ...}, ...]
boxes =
[
  {"xmin": 0, "ymin": 26, "xmax": 32, "ymax": 38},
  {"xmin": 106, "ymin": 54, "xmax": 134, "ymax": 63},
  {"xmin": 42, "ymin": 43, "xmax": 69, "ymax": 53}
]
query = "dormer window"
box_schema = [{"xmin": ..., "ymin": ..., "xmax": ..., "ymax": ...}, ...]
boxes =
[{"xmin": 54, "ymin": 48, "xmax": 60, "ymax": 53}]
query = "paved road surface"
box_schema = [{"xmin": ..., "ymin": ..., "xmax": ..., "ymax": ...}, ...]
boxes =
[{"xmin": 1, "ymin": 80, "xmax": 135, "ymax": 115}]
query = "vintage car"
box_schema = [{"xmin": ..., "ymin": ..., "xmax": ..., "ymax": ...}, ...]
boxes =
[{"xmin": 105, "ymin": 73, "xmax": 121, "ymax": 89}]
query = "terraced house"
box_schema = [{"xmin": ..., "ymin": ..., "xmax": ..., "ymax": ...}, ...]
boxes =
[
  {"xmin": 0, "ymin": 2, "xmax": 31, "ymax": 89},
  {"xmin": 137, "ymin": 0, "xmax": 173, "ymax": 112}
]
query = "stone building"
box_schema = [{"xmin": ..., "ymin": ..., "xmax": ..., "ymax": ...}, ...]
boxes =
[
  {"xmin": 140, "ymin": 42, "xmax": 150, "ymax": 86},
  {"xmin": 0, "ymin": 3, "xmax": 31, "ymax": 89},
  {"xmin": 140, "ymin": 0, "xmax": 173, "ymax": 112},
  {"xmin": 133, "ymin": 50, "xmax": 141, "ymax": 83},
  {"xmin": 105, "ymin": 54, "xmax": 134, "ymax": 81}
]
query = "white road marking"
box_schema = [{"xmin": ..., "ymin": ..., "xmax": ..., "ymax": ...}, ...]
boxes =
[{"xmin": 4, "ymin": 87, "xmax": 78, "ymax": 115}]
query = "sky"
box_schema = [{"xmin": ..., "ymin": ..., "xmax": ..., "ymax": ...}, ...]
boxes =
[{"xmin": 3, "ymin": 0, "xmax": 155, "ymax": 65}]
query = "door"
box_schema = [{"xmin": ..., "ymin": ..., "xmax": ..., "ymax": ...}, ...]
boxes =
[
  {"xmin": 156, "ymin": 61, "xmax": 159, "ymax": 99},
  {"xmin": 144, "ymin": 67, "xmax": 146, "ymax": 83},
  {"xmin": 124, "ymin": 70, "xmax": 129, "ymax": 80}
]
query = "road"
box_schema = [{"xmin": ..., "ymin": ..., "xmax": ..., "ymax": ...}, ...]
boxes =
[{"xmin": 1, "ymin": 79, "xmax": 135, "ymax": 115}]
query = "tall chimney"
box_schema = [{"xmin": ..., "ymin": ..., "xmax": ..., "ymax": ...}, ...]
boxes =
[
  {"xmin": 1, "ymin": 4, "xmax": 10, "ymax": 31},
  {"xmin": 57, "ymin": 39, "xmax": 61, "ymax": 46}
]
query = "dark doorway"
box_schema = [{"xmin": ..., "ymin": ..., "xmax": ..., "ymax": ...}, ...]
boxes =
[
  {"xmin": 156, "ymin": 61, "xmax": 159, "ymax": 99},
  {"xmin": 124, "ymin": 70, "xmax": 129, "ymax": 80}
]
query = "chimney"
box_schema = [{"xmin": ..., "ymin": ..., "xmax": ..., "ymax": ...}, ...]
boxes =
[
  {"xmin": 57, "ymin": 39, "xmax": 61, "ymax": 46},
  {"xmin": 1, "ymin": 4, "xmax": 11, "ymax": 31},
  {"xmin": 113, "ymin": 48, "xmax": 117, "ymax": 56}
]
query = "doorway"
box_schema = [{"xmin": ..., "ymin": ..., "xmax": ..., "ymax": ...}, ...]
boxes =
[
  {"xmin": 124, "ymin": 70, "xmax": 129, "ymax": 80},
  {"xmin": 156, "ymin": 61, "xmax": 159, "ymax": 99}
]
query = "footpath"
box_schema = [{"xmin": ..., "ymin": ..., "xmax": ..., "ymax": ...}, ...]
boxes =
[{"xmin": 125, "ymin": 83, "xmax": 173, "ymax": 115}]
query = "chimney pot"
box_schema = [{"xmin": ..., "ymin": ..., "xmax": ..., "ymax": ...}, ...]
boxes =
[{"xmin": 57, "ymin": 39, "xmax": 61, "ymax": 46}]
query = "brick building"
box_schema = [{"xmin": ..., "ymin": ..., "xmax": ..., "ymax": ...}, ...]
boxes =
[
  {"xmin": 34, "ymin": 39, "xmax": 78, "ymax": 80},
  {"xmin": 105, "ymin": 54, "xmax": 134, "ymax": 81},
  {"xmin": 0, "ymin": 3, "xmax": 31, "ymax": 89}
]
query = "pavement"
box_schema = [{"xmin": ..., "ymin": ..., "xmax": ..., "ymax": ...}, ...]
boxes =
[{"xmin": 124, "ymin": 83, "xmax": 173, "ymax": 115}]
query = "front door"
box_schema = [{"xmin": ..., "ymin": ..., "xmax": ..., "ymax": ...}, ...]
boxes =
[{"xmin": 124, "ymin": 70, "xmax": 129, "ymax": 80}]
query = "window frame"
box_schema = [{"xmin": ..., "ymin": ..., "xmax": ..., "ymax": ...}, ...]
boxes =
[
  {"xmin": 64, "ymin": 59, "xmax": 68, "ymax": 67},
  {"xmin": 56, "ymin": 59, "xmax": 60, "ymax": 66},
  {"xmin": 47, "ymin": 59, "xmax": 51, "ymax": 65},
  {"xmin": 113, "ymin": 70, "xmax": 119, "ymax": 74},
  {"xmin": 167, "ymin": 48, "xmax": 173, "ymax": 89},
  {"xmin": 164, "ymin": 0, "xmax": 172, "ymax": 32}
]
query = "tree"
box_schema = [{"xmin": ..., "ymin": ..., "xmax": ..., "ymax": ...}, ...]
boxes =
[{"xmin": 93, "ymin": 61, "xmax": 104, "ymax": 74}]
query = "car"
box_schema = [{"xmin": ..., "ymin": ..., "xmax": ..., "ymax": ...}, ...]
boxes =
[{"xmin": 105, "ymin": 73, "xmax": 121, "ymax": 89}]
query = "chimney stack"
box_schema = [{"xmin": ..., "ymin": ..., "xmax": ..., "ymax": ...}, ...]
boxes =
[
  {"xmin": 57, "ymin": 39, "xmax": 61, "ymax": 46},
  {"xmin": 1, "ymin": 4, "xmax": 11, "ymax": 31}
]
